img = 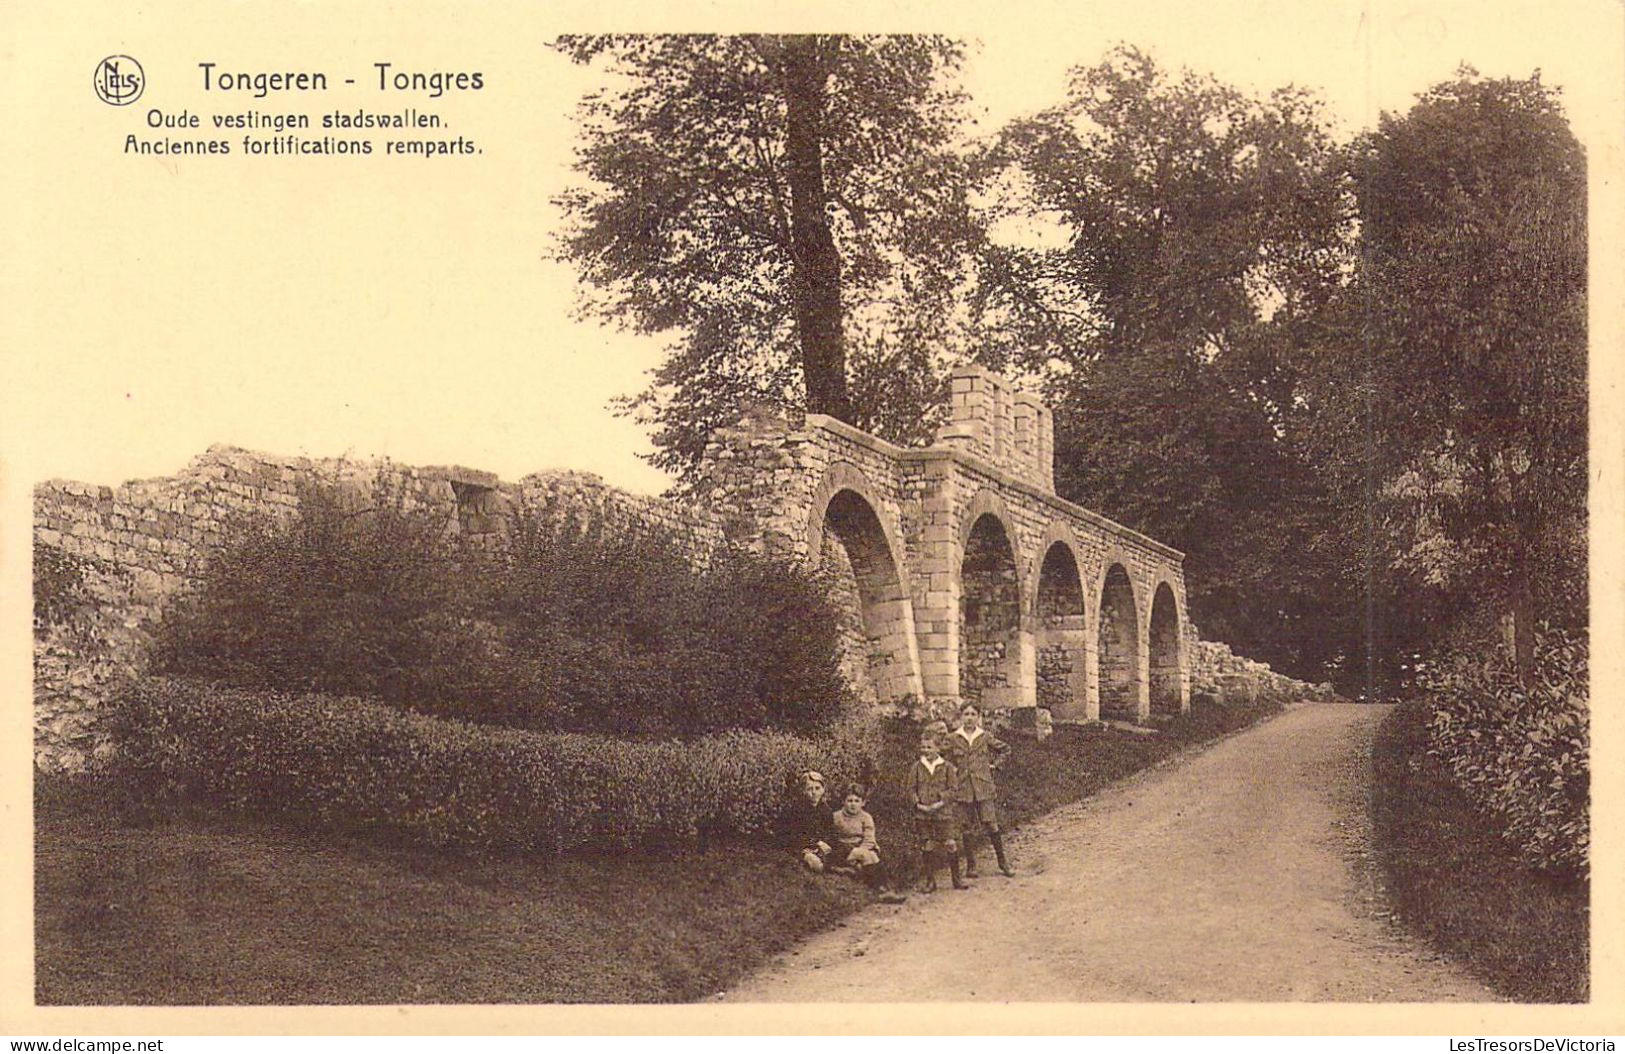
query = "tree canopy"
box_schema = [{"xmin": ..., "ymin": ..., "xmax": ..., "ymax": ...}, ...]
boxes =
[
  {"xmin": 976, "ymin": 45, "xmax": 1348, "ymax": 374},
  {"xmin": 975, "ymin": 46, "xmax": 1355, "ymax": 671},
  {"xmin": 1304, "ymin": 69, "xmax": 1587, "ymax": 673},
  {"xmin": 554, "ymin": 40, "xmax": 1587, "ymax": 691},
  {"xmin": 554, "ymin": 35, "xmax": 982, "ymax": 480}
]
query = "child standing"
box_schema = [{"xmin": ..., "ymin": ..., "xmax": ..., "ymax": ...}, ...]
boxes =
[
  {"xmin": 907, "ymin": 733, "xmax": 967, "ymax": 892},
  {"xmin": 942, "ymin": 702, "xmax": 1014, "ymax": 878}
]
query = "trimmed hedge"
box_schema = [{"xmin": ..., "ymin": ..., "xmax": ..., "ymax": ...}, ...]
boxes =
[
  {"xmin": 112, "ymin": 678, "xmax": 880, "ymax": 854},
  {"xmin": 1419, "ymin": 624, "xmax": 1588, "ymax": 877}
]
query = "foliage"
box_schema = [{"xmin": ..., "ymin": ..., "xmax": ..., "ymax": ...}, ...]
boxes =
[
  {"xmin": 152, "ymin": 470, "xmax": 465, "ymax": 701},
  {"xmin": 1371, "ymin": 700, "xmax": 1588, "ymax": 1002},
  {"xmin": 482, "ymin": 509, "xmax": 852, "ymax": 735},
  {"xmin": 1419, "ymin": 624, "xmax": 1589, "ymax": 878},
  {"xmin": 111, "ymin": 678, "xmax": 881, "ymax": 855},
  {"xmin": 103, "ymin": 674, "xmax": 1281, "ymax": 879},
  {"xmin": 153, "ymin": 476, "xmax": 852, "ymax": 737},
  {"xmin": 976, "ymin": 46, "xmax": 1354, "ymax": 677},
  {"xmin": 977, "ymin": 44, "xmax": 1348, "ymax": 369},
  {"xmin": 553, "ymin": 34, "xmax": 982, "ymax": 480},
  {"xmin": 1303, "ymin": 69, "xmax": 1587, "ymax": 668},
  {"xmin": 1045, "ymin": 344, "xmax": 1354, "ymax": 672}
]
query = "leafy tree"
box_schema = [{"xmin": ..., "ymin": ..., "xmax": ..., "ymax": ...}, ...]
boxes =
[
  {"xmin": 977, "ymin": 45, "xmax": 1348, "ymax": 374},
  {"xmin": 1308, "ymin": 69, "xmax": 1586, "ymax": 676},
  {"xmin": 554, "ymin": 35, "xmax": 982, "ymax": 480},
  {"xmin": 977, "ymin": 46, "xmax": 1354, "ymax": 675}
]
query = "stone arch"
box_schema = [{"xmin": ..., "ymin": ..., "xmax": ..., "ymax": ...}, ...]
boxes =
[
  {"xmin": 1149, "ymin": 577, "xmax": 1185, "ymax": 716},
  {"xmin": 957, "ymin": 494, "xmax": 1025, "ymax": 710},
  {"xmin": 1031, "ymin": 527, "xmax": 1090, "ymax": 720},
  {"xmin": 806, "ymin": 463, "xmax": 923, "ymax": 702},
  {"xmin": 1095, "ymin": 556, "xmax": 1143, "ymax": 722}
]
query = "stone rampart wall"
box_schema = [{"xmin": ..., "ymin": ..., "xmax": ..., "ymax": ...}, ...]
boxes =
[
  {"xmin": 1188, "ymin": 635, "xmax": 1339, "ymax": 706},
  {"xmin": 33, "ymin": 446, "xmax": 724, "ymax": 772},
  {"xmin": 36, "ymin": 410, "xmax": 1331, "ymax": 772}
]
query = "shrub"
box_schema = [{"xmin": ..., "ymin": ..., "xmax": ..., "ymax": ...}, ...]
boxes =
[
  {"xmin": 1419, "ymin": 624, "xmax": 1589, "ymax": 877},
  {"xmin": 485, "ymin": 510, "xmax": 851, "ymax": 735},
  {"xmin": 112, "ymin": 678, "xmax": 879, "ymax": 855},
  {"xmin": 152, "ymin": 476, "xmax": 852, "ymax": 737},
  {"xmin": 152, "ymin": 469, "xmax": 467, "ymax": 699}
]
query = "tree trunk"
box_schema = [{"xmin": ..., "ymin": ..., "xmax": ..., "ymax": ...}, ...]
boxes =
[
  {"xmin": 1511, "ymin": 555, "xmax": 1536, "ymax": 685},
  {"xmin": 778, "ymin": 35, "xmax": 852, "ymax": 423}
]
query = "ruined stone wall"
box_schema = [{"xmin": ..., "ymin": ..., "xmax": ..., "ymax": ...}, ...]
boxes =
[
  {"xmin": 1188, "ymin": 635, "xmax": 1339, "ymax": 706},
  {"xmin": 510, "ymin": 470, "xmax": 724, "ymax": 562},
  {"xmin": 33, "ymin": 446, "xmax": 724, "ymax": 772},
  {"xmin": 36, "ymin": 398, "xmax": 1318, "ymax": 771}
]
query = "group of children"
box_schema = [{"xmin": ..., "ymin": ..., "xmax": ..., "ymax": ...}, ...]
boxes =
[{"xmin": 788, "ymin": 702, "xmax": 1014, "ymax": 899}]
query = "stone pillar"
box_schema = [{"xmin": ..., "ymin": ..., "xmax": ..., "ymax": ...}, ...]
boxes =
[
  {"xmin": 1134, "ymin": 620, "xmax": 1152, "ymax": 722},
  {"xmin": 1037, "ymin": 401, "xmax": 1055, "ymax": 493},
  {"xmin": 1012, "ymin": 399, "xmax": 1037, "ymax": 485},
  {"xmin": 991, "ymin": 376, "xmax": 1012, "ymax": 470},
  {"xmin": 909, "ymin": 460, "xmax": 962, "ymax": 699},
  {"xmin": 1013, "ymin": 393, "xmax": 1054, "ymax": 492},
  {"xmin": 1017, "ymin": 624, "xmax": 1038, "ymax": 710},
  {"xmin": 1084, "ymin": 629, "xmax": 1101, "ymax": 720}
]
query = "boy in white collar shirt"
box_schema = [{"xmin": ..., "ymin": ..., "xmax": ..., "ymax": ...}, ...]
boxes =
[
  {"xmin": 908, "ymin": 732, "xmax": 967, "ymax": 891},
  {"xmin": 941, "ymin": 702, "xmax": 1014, "ymax": 878}
]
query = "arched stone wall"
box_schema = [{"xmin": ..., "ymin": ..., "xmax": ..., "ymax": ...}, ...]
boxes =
[
  {"xmin": 35, "ymin": 399, "xmax": 1203, "ymax": 772},
  {"xmin": 1096, "ymin": 561, "xmax": 1143, "ymax": 721},
  {"xmin": 958, "ymin": 509, "xmax": 1025, "ymax": 710},
  {"xmin": 1149, "ymin": 580, "xmax": 1184, "ymax": 716},
  {"xmin": 806, "ymin": 465, "xmax": 923, "ymax": 701},
  {"xmin": 1033, "ymin": 531, "xmax": 1091, "ymax": 720}
]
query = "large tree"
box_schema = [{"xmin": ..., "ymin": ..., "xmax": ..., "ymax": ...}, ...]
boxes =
[
  {"xmin": 976, "ymin": 45, "xmax": 1348, "ymax": 374},
  {"xmin": 1305, "ymin": 69, "xmax": 1587, "ymax": 675},
  {"xmin": 555, "ymin": 35, "xmax": 981, "ymax": 480},
  {"xmin": 977, "ymin": 46, "xmax": 1354, "ymax": 674}
]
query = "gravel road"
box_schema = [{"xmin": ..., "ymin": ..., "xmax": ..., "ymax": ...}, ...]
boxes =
[{"xmin": 721, "ymin": 703, "xmax": 1498, "ymax": 1002}]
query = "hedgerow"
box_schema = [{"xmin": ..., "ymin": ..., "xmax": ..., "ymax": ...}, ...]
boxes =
[
  {"xmin": 1419, "ymin": 624, "xmax": 1589, "ymax": 877},
  {"xmin": 111, "ymin": 678, "xmax": 880, "ymax": 854}
]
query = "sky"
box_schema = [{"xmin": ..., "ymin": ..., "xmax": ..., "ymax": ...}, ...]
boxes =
[{"xmin": 2, "ymin": 0, "xmax": 1620, "ymax": 498}]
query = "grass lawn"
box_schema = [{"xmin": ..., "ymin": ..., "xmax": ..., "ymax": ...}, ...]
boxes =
[
  {"xmin": 37, "ymin": 696, "xmax": 1282, "ymax": 1005},
  {"xmin": 1370, "ymin": 701, "xmax": 1589, "ymax": 1003}
]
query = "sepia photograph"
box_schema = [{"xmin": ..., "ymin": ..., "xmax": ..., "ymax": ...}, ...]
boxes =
[{"xmin": 4, "ymin": 0, "xmax": 1619, "ymax": 1035}]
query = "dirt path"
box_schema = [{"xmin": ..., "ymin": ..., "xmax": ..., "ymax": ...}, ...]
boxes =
[{"xmin": 722, "ymin": 703, "xmax": 1498, "ymax": 1002}]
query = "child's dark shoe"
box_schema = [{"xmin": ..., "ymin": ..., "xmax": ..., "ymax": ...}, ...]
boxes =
[{"xmin": 952, "ymin": 878, "xmax": 970, "ymax": 890}]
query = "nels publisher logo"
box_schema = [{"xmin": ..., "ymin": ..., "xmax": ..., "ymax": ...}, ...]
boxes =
[{"xmin": 93, "ymin": 55, "xmax": 144, "ymax": 105}]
